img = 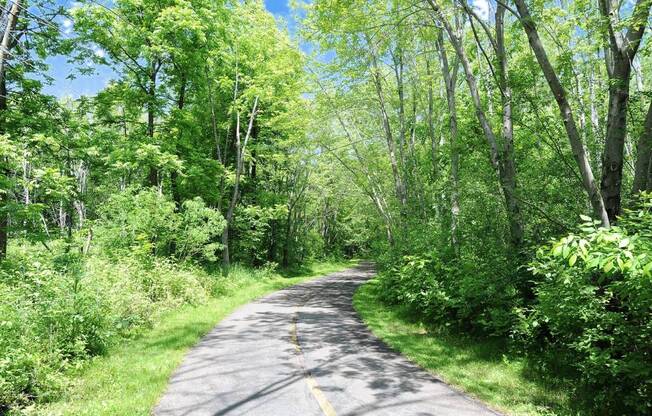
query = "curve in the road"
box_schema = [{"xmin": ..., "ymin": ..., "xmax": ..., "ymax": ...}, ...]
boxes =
[{"xmin": 155, "ymin": 263, "xmax": 500, "ymax": 416}]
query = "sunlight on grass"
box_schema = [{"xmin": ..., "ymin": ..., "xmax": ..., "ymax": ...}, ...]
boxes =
[
  {"xmin": 32, "ymin": 260, "xmax": 355, "ymax": 416},
  {"xmin": 353, "ymin": 278, "xmax": 572, "ymax": 416}
]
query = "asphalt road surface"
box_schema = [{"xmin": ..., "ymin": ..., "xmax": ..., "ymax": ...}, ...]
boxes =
[{"xmin": 155, "ymin": 263, "xmax": 499, "ymax": 416}]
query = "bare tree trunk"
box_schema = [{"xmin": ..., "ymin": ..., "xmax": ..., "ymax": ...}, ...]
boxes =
[
  {"xmin": 0, "ymin": 1, "xmax": 19, "ymax": 260},
  {"xmin": 0, "ymin": 0, "xmax": 20, "ymax": 79},
  {"xmin": 222, "ymin": 97, "xmax": 259, "ymax": 268},
  {"xmin": 367, "ymin": 36, "xmax": 407, "ymax": 210},
  {"xmin": 598, "ymin": 0, "xmax": 651, "ymax": 222},
  {"xmin": 58, "ymin": 201, "xmax": 66, "ymax": 232},
  {"xmin": 426, "ymin": 58, "xmax": 439, "ymax": 179},
  {"xmin": 437, "ymin": 31, "xmax": 461, "ymax": 255},
  {"xmin": 429, "ymin": 0, "xmax": 524, "ymax": 247},
  {"xmin": 601, "ymin": 60, "xmax": 631, "ymax": 222},
  {"xmin": 0, "ymin": 196, "xmax": 6, "ymax": 260},
  {"xmin": 206, "ymin": 69, "xmax": 223, "ymax": 164},
  {"xmin": 496, "ymin": 3, "xmax": 523, "ymax": 248},
  {"xmin": 282, "ymin": 208, "xmax": 292, "ymax": 268},
  {"xmin": 633, "ymin": 101, "xmax": 652, "ymax": 193},
  {"xmin": 74, "ymin": 161, "xmax": 88, "ymax": 227},
  {"xmin": 589, "ymin": 69, "xmax": 603, "ymax": 174},
  {"xmin": 392, "ymin": 46, "xmax": 407, "ymax": 175},
  {"xmin": 147, "ymin": 60, "xmax": 160, "ymax": 187},
  {"xmin": 171, "ymin": 77, "xmax": 186, "ymax": 208},
  {"xmin": 513, "ymin": 0, "xmax": 610, "ymax": 226}
]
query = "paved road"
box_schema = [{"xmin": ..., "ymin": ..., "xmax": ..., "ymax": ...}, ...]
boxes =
[{"xmin": 155, "ymin": 263, "xmax": 499, "ymax": 416}]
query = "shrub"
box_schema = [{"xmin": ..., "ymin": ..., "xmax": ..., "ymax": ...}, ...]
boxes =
[
  {"xmin": 232, "ymin": 205, "xmax": 286, "ymax": 266},
  {"xmin": 0, "ymin": 241, "xmax": 216, "ymax": 410},
  {"xmin": 176, "ymin": 198, "xmax": 226, "ymax": 262},
  {"xmin": 96, "ymin": 187, "xmax": 178, "ymax": 257},
  {"xmin": 0, "ymin": 253, "xmax": 110, "ymax": 409},
  {"xmin": 96, "ymin": 189, "xmax": 225, "ymax": 264},
  {"xmin": 377, "ymin": 250, "xmax": 519, "ymax": 336},
  {"xmin": 525, "ymin": 194, "xmax": 652, "ymax": 413}
]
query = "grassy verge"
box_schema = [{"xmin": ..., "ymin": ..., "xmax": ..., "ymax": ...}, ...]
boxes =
[
  {"xmin": 353, "ymin": 277, "xmax": 572, "ymax": 416},
  {"xmin": 31, "ymin": 260, "xmax": 356, "ymax": 416}
]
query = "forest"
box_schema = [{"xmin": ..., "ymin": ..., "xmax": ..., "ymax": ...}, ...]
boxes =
[{"xmin": 0, "ymin": 0, "xmax": 651, "ymax": 415}]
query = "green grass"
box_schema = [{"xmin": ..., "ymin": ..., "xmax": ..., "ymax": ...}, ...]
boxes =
[
  {"xmin": 32, "ymin": 260, "xmax": 356, "ymax": 416},
  {"xmin": 353, "ymin": 278, "xmax": 573, "ymax": 416}
]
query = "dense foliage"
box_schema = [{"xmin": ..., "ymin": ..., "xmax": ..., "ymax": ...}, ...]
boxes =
[
  {"xmin": 1, "ymin": 0, "xmax": 651, "ymax": 414},
  {"xmin": 525, "ymin": 195, "xmax": 652, "ymax": 413},
  {"xmin": 303, "ymin": 0, "xmax": 652, "ymax": 413},
  {"xmin": 0, "ymin": 0, "xmax": 366, "ymax": 412}
]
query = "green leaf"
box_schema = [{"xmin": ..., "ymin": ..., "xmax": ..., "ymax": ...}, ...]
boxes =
[{"xmin": 569, "ymin": 254, "xmax": 578, "ymax": 267}]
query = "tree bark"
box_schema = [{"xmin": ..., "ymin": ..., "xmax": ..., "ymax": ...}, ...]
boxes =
[
  {"xmin": 147, "ymin": 60, "xmax": 160, "ymax": 187},
  {"xmin": 426, "ymin": 58, "xmax": 439, "ymax": 179},
  {"xmin": 0, "ymin": 0, "xmax": 20, "ymax": 79},
  {"xmin": 367, "ymin": 36, "xmax": 407, "ymax": 210},
  {"xmin": 633, "ymin": 101, "xmax": 652, "ymax": 193},
  {"xmin": 597, "ymin": 0, "xmax": 651, "ymax": 222},
  {"xmin": 0, "ymin": 79, "xmax": 7, "ymax": 260},
  {"xmin": 0, "ymin": 1, "xmax": 19, "ymax": 260},
  {"xmin": 429, "ymin": 0, "xmax": 524, "ymax": 247},
  {"xmin": 512, "ymin": 0, "xmax": 610, "ymax": 226},
  {"xmin": 171, "ymin": 77, "xmax": 186, "ymax": 208},
  {"xmin": 222, "ymin": 96, "xmax": 259, "ymax": 268},
  {"xmin": 496, "ymin": 3, "xmax": 523, "ymax": 248},
  {"xmin": 436, "ymin": 31, "xmax": 461, "ymax": 255}
]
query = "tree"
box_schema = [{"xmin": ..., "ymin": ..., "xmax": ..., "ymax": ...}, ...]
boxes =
[
  {"xmin": 513, "ymin": 0, "xmax": 611, "ymax": 226},
  {"xmin": 597, "ymin": 0, "xmax": 651, "ymax": 222}
]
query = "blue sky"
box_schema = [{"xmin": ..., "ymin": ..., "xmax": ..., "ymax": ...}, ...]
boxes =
[
  {"xmin": 264, "ymin": 0, "xmax": 291, "ymax": 15},
  {"xmin": 43, "ymin": 0, "xmax": 296, "ymax": 98}
]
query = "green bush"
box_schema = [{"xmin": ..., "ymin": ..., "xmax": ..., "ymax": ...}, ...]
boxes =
[
  {"xmin": 0, "ymin": 241, "xmax": 217, "ymax": 410},
  {"xmin": 377, "ymin": 250, "xmax": 519, "ymax": 336},
  {"xmin": 0, "ymin": 253, "xmax": 109, "ymax": 409},
  {"xmin": 176, "ymin": 198, "xmax": 226, "ymax": 262},
  {"xmin": 525, "ymin": 195, "xmax": 652, "ymax": 413},
  {"xmin": 232, "ymin": 204, "xmax": 286, "ymax": 266},
  {"xmin": 96, "ymin": 187, "xmax": 178, "ymax": 257},
  {"xmin": 96, "ymin": 188, "xmax": 225, "ymax": 264}
]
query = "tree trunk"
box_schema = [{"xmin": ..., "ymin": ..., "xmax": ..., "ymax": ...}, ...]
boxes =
[
  {"xmin": 0, "ymin": 0, "xmax": 18, "ymax": 260},
  {"xmin": 221, "ymin": 224, "xmax": 230, "ymax": 267},
  {"xmin": 426, "ymin": 58, "xmax": 439, "ymax": 180},
  {"xmin": 282, "ymin": 208, "xmax": 292, "ymax": 268},
  {"xmin": 0, "ymin": 78, "xmax": 6, "ymax": 260},
  {"xmin": 222, "ymin": 97, "xmax": 259, "ymax": 268},
  {"xmin": 598, "ymin": 0, "xmax": 652, "ymax": 221},
  {"xmin": 367, "ymin": 37, "xmax": 407, "ymax": 210},
  {"xmin": 513, "ymin": 0, "xmax": 610, "ymax": 226},
  {"xmin": 599, "ymin": 0, "xmax": 652, "ymax": 223},
  {"xmin": 147, "ymin": 62, "xmax": 158, "ymax": 187},
  {"xmin": 171, "ymin": 77, "xmax": 186, "ymax": 208},
  {"xmin": 496, "ymin": 3, "xmax": 523, "ymax": 248},
  {"xmin": 633, "ymin": 101, "xmax": 652, "ymax": 193},
  {"xmin": 600, "ymin": 58, "xmax": 630, "ymax": 222},
  {"xmin": 0, "ymin": 0, "xmax": 20, "ymax": 78},
  {"xmin": 429, "ymin": 0, "xmax": 524, "ymax": 247},
  {"xmin": 437, "ymin": 31, "xmax": 461, "ymax": 255}
]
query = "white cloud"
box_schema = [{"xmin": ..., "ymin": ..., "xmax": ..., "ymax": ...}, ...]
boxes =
[
  {"xmin": 62, "ymin": 19, "xmax": 73, "ymax": 34},
  {"xmin": 94, "ymin": 48, "xmax": 106, "ymax": 58},
  {"xmin": 473, "ymin": 0, "xmax": 490, "ymax": 20}
]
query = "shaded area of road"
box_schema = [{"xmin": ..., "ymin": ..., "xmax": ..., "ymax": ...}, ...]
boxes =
[{"xmin": 155, "ymin": 263, "xmax": 499, "ymax": 416}]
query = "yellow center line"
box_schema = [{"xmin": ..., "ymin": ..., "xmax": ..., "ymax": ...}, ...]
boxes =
[{"xmin": 290, "ymin": 314, "xmax": 338, "ymax": 416}]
